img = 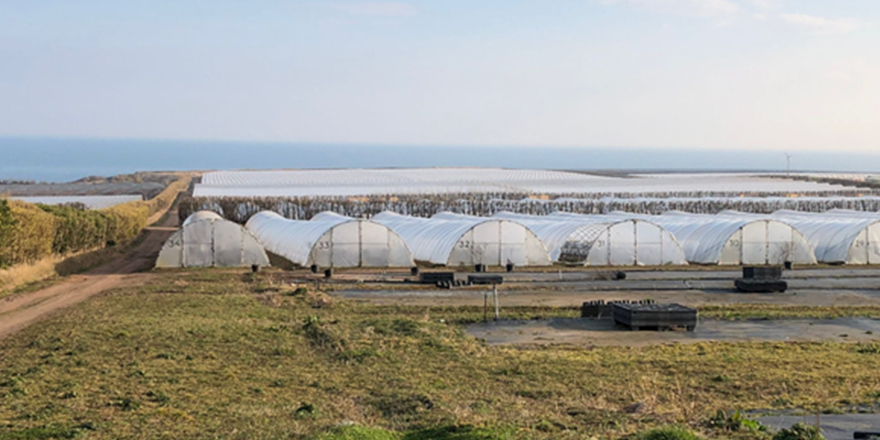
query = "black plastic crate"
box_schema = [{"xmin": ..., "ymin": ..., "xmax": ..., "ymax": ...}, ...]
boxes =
[
  {"xmin": 742, "ymin": 266, "xmax": 783, "ymax": 280},
  {"xmin": 735, "ymin": 278, "xmax": 788, "ymax": 293},
  {"xmin": 419, "ymin": 272, "xmax": 455, "ymax": 284},
  {"xmin": 468, "ymin": 274, "xmax": 503, "ymax": 285},
  {"xmin": 612, "ymin": 303, "xmax": 697, "ymax": 331}
]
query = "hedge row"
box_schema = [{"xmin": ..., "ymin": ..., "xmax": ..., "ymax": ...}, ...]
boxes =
[{"xmin": 0, "ymin": 176, "xmax": 190, "ymax": 269}]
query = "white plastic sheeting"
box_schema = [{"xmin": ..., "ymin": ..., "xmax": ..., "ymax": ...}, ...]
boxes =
[
  {"xmin": 494, "ymin": 212, "xmax": 687, "ymax": 266},
  {"xmin": 194, "ymin": 169, "xmax": 857, "ymax": 197},
  {"xmin": 156, "ymin": 211, "xmax": 270, "ymax": 268},
  {"xmin": 245, "ymin": 211, "xmax": 414, "ymax": 268},
  {"xmin": 372, "ymin": 211, "xmax": 552, "ymax": 267},
  {"xmin": 751, "ymin": 210, "xmax": 880, "ymax": 265},
  {"xmin": 183, "ymin": 211, "xmax": 223, "ymax": 226},
  {"xmin": 580, "ymin": 211, "xmax": 817, "ymax": 265},
  {"xmin": 12, "ymin": 195, "xmax": 143, "ymax": 209}
]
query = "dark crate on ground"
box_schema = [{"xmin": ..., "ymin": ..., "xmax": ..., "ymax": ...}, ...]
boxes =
[
  {"xmin": 581, "ymin": 299, "xmax": 655, "ymax": 318},
  {"xmin": 735, "ymin": 278, "xmax": 788, "ymax": 293},
  {"xmin": 419, "ymin": 272, "xmax": 455, "ymax": 284},
  {"xmin": 742, "ymin": 266, "xmax": 783, "ymax": 280},
  {"xmin": 468, "ymin": 274, "xmax": 504, "ymax": 285},
  {"xmin": 612, "ymin": 303, "xmax": 697, "ymax": 331}
]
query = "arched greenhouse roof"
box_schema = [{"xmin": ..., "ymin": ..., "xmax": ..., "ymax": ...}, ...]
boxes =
[
  {"xmin": 157, "ymin": 211, "xmax": 269, "ymax": 268},
  {"xmin": 372, "ymin": 211, "xmax": 551, "ymax": 266},
  {"xmin": 182, "ymin": 210, "xmax": 223, "ymax": 227},
  {"xmin": 580, "ymin": 211, "xmax": 816, "ymax": 265},
  {"xmin": 245, "ymin": 211, "xmax": 413, "ymax": 268},
  {"xmin": 493, "ymin": 211, "xmax": 687, "ymax": 266},
  {"xmin": 764, "ymin": 210, "xmax": 880, "ymax": 264}
]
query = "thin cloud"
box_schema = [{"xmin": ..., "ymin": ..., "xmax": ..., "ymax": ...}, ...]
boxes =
[
  {"xmin": 749, "ymin": 0, "xmax": 783, "ymax": 11},
  {"xmin": 598, "ymin": 0, "xmax": 740, "ymax": 18},
  {"xmin": 780, "ymin": 13, "xmax": 867, "ymax": 34},
  {"xmin": 330, "ymin": 2, "xmax": 416, "ymax": 18}
]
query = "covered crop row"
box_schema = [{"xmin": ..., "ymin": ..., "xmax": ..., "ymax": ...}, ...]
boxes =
[
  {"xmin": 0, "ymin": 176, "xmax": 190, "ymax": 268},
  {"xmin": 179, "ymin": 193, "xmax": 880, "ymax": 224}
]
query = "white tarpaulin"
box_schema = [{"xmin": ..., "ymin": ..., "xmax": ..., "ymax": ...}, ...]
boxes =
[
  {"xmin": 495, "ymin": 212, "xmax": 687, "ymax": 266},
  {"xmin": 586, "ymin": 211, "xmax": 817, "ymax": 265},
  {"xmin": 245, "ymin": 211, "xmax": 414, "ymax": 268},
  {"xmin": 372, "ymin": 211, "xmax": 551, "ymax": 267},
  {"xmin": 156, "ymin": 211, "xmax": 270, "ymax": 268}
]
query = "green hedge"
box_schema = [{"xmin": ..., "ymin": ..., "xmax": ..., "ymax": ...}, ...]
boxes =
[{"xmin": 0, "ymin": 175, "xmax": 190, "ymax": 269}]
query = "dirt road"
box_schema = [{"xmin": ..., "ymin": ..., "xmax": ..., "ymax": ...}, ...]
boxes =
[{"xmin": 0, "ymin": 207, "xmax": 179, "ymax": 340}]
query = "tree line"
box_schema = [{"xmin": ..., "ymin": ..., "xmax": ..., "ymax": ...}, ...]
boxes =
[{"xmin": 177, "ymin": 190, "xmax": 880, "ymax": 224}]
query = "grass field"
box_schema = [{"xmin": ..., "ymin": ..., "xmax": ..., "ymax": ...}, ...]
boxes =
[{"xmin": 2, "ymin": 270, "xmax": 879, "ymax": 439}]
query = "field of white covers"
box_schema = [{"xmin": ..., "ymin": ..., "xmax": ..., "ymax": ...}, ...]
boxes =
[
  {"xmin": 10, "ymin": 195, "xmax": 143, "ymax": 209},
  {"xmin": 194, "ymin": 168, "xmax": 864, "ymax": 198}
]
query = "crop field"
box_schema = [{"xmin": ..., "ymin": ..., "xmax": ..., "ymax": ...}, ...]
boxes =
[
  {"xmin": 194, "ymin": 169, "xmax": 863, "ymax": 198},
  {"xmin": 2, "ymin": 269, "xmax": 880, "ymax": 439}
]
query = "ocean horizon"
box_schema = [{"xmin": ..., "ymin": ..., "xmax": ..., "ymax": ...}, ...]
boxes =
[{"xmin": 2, "ymin": 137, "xmax": 878, "ymax": 183}]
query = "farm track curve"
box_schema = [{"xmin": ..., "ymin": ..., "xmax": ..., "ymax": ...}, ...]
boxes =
[{"xmin": 0, "ymin": 205, "xmax": 178, "ymax": 340}]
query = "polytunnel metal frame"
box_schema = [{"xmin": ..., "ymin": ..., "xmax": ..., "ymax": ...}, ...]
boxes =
[
  {"xmin": 371, "ymin": 211, "xmax": 552, "ymax": 267},
  {"xmin": 156, "ymin": 211, "xmax": 270, "ymax": 268},
  {"xmin": 245, "ymin": 211, "xmax": 414, "ymax": 268},
  {"xmin": 495, "ymin": 212, "xmax": 688, "ymax": 266},
  {"xmin": 576, "ymin": 211, "xmax": 817, "ymax": 266}
]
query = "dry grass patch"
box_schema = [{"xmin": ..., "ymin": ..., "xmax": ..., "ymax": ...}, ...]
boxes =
[{"xmin": 1, "ymin": 271, "xmax": 878, "ymax": 439}]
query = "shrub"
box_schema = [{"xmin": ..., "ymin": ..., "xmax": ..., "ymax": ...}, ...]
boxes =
[
  {"xmin": 772, "ymin": 423, "xmax": 825, "ymax": 440},
  {"xmin": 0, "ymin": 201, "xmax": 55, "ymax": 267},
  {"xmin": 634, "ymin": 425, "xmax": 702, "ymax": 440},
  {"xmin": 708, "ymin": 410, "xmax": 767, "ymax": 434},
  {"xmin": 0, "ymin": 175, "xmax": 190, "ymax": 269}
]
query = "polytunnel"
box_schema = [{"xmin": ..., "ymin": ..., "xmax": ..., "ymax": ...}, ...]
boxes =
[
  {"xmin": 492, "ymin": 212, "xmax": 687, "ymax": 266},
  {"xmin": 245, "ymin": 211, "xmax": 414, "ymax": 268},
  {"xmin": 763, "ymin": 210, "xmax": 880, "ymax": 265},
  {"xmin": 371, "ymin": 211, "xmax": 552, "ymax": 267},
  {"xmin": 156, "ymin": 211, "xmax": 270, "ymax": 268},
  {"xmin": 574, "ymin": 211, "xmax": 816, "ymax": 265}
]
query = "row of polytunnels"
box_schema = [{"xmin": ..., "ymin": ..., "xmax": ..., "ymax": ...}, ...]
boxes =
[{"xmin": 156, "ymin": 209, "xmax": 880, "ymax": 269}]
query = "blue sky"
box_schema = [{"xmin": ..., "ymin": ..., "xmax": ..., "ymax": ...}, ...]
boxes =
[{"xmin": 1, "ymin": 1, "xmax": 878, "ymax": 153}]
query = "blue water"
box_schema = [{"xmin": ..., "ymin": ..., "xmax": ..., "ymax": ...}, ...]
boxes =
[{"xmin": 1, "ymin": 137, "xmax": 877, "ymax": 182}]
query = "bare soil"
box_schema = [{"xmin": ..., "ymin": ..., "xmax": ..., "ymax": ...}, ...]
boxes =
[
  {"xmin": 466, "ymin": 317, "xmax": 880, "ymax": 347},
  {"xmin": 0, "ymin": 207, "xmax": 177, "ymax": 340}
]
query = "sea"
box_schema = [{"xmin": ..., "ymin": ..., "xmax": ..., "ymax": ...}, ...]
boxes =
[{"xmin": 1, "ymin": 137, "xmax": 877, "ymax": 183}]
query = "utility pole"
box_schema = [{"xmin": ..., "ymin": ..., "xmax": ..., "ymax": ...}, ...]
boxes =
[{"xmin": 784, "ymin": 153, "xmax": 792, "ymax": 177}]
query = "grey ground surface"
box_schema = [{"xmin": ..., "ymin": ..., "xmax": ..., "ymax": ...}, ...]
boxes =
[
  {"xmin": 757, "ymin": 414, "xmax": 880, "ymax": 440},
  {"xmin": 328, "ymin": 266, "xmax": 880, "ymax": 307},
  {"xmin": 465, "ymin": 317, "xmax": 880, "ymax": 347}
]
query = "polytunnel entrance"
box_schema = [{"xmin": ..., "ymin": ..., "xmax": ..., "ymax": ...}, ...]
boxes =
[
  {"xmin": 308, "ymin": 220, "xmax": 413, "ymax": 268},
  {"xmin": 522, "ymin": 212, "xmax": 688, "ymax": 266},
  {"xmin": 245, "ymin": 211, "xmax": 415, "ymax": 269},
  {"xmin": 445, "ymin": 220, "xmax": 537, "ymax": 267},
  {"xmin": 718, "ymin": 221, "xmax": 814, "ymax": 265},
  {"xmin": 157, "ymin": 211, "xmax": 270, "ymax": 268},
  {"xmin": 846, "ymin": 222, "xmax": 880, "ymax": 265},
  {"xmin": 372, "ymin": 212, "xmax": 552, "ymax": 267}
]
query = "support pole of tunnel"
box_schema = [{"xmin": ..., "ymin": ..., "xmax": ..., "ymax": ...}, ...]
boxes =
[{"xmin": 493, "ymin": 283, "xmax": 499, "ymax": 321}]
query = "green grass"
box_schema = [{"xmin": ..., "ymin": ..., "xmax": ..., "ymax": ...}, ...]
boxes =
[
  {"xmin": 1, "ymin": 271, "xmax": 879, "ymax": 439},
  {"xmin": 699, "ymin": 304, "xmax": 880, "ymax": 320}
]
